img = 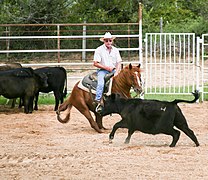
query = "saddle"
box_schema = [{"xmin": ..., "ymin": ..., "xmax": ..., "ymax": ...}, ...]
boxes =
[{"xmin": 81, "ymin": 71, "xmax": 114, "ymax": 93}]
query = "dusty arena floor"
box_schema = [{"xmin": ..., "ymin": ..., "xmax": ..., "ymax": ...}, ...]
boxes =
[{"xmin": 0, "ymin": 102, "xmax": 208, "ymax": 180}]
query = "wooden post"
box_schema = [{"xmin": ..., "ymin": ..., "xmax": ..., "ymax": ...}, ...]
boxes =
[
  {"xmin": 128, "ymin": 24, "xmax": 130, "ymax": 61},
  {"xmin": 57, "ymin": 25, "xmax": 60, "ymax": 63},
  {"xmin": 138, "ymin": 2, "xmax": 143, "ymax": 66},
  {"xmin": 139, "ymin": 2, "xmax": 144, "ymax": 99}
]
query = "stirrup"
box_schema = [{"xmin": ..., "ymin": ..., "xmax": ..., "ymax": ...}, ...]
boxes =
[
  {"xmin": 92, "ymin": 100, "xmax": 99, "ymax": 108},
  {"xmin": 95, "ymin": 103, "xmax": 103, "ymax": 113},
  {"xmin": 105, "ymin": 91, "xmax": 111, "ymax": 96}
]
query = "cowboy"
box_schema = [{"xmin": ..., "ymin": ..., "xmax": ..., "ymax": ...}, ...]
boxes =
[{"xmin": 93, "ymin": 32, "xmax": 122, "ymax": 110}]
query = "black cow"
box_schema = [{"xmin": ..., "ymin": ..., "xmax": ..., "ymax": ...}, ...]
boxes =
[
  {"xmin": 100, "ymin": 92, "xmax": 200, "ymax": 147},
  {"xmin": 34, "ymin": 67, "xmax": 67, "ymax": 111},
  {"xmin": 0, "ymin": 62, "xmax": 22, "ymax": 107},
  {"xmin": 0, "ymin": 68, "xmax": 48, "ymax": 113}
]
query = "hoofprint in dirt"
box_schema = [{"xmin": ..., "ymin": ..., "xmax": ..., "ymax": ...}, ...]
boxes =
[{"xmin": 0, "ymin": 102, "xmax": 208, "ymax": 179}]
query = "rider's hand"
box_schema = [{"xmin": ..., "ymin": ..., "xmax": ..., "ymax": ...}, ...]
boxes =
[{"xmin": 107, "ymin": 66, "xmax": 114, "ymax": 72}]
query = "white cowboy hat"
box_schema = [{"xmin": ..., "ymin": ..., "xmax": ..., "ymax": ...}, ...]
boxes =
[{"xmin": 100, "ymin": 32, "xmax": 116, "ymax": 42}]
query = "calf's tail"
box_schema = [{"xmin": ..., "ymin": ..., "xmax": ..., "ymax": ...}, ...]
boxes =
[
  {"xmin": 63, "ymin": 86, "xmax": 67, "ymax": 98},
  {"xmin": 63, "ymin": 69, "xmax": 67, "ymax": 98},
  {"xmin": 173, "ymin": 90, "xmax": 200, "ymax": 104}
]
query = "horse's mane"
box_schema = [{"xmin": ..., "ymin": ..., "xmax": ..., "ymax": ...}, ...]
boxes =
[{"xmin": 114, "ymin": 66, "xmax": 131, "ymax": 85}]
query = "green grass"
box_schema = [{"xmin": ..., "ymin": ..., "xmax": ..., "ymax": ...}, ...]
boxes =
[
  {"xmin": 144, "ymin": 94, "xmax": 199, "ymax": 101},
  {"xmin": 36, "ymin": 94, "xmax": 56, "ymax": 105},
  {"xmin": 0, "ymin": 94, "xmax": 56, "ymax": 105},
  {"xmin": 0, "ymin": 87, "xmax": 207, "ymax": 105},
  {"xmin": 0, "ymin": 97, "xmax": 7, "ymax": 104},
  {"xmin": 0, "ymin": 93, "xmax": 72, "ymax": 105},
  {"xmin": 132, "ymin": 92, "xmax": 201, "ymax": 101},
  {"xmin": 132, "ymin": 86, "xmax": 208, "ymax": 102}
]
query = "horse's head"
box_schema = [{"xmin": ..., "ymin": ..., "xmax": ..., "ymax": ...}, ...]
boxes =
[
  {"xmin": 124, "ymin": 63, "xmax": 144, "ymax": 96},
  {"xmin": 112, "ymin": 63, "xmax": 144, "ymax": 98}
]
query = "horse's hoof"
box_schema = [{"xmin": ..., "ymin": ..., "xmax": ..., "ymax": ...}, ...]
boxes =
[
  {"xmin": 56, "ymin": 110, "xmax": 60, "ymax": 115},
  {"xmin": 99, "ymin": 129, "xmax": 105, "ymax": 133},
  {"xmin": 101, "ymin": 126, "xmax": 109, "ymax": 130}
]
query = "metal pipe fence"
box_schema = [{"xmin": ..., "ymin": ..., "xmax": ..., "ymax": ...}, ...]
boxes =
[{"xmin": 0, "ymin": 23, "xmax": 141, "ymax": 63}]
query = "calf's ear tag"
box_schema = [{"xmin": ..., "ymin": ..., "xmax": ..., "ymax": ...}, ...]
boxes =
[{"xmin": 161, "ymin": 107, "xmax": 166, "ymax": 111}]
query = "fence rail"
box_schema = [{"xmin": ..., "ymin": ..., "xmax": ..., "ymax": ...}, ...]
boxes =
[
  {"xmin": 0, "ymin": 23, "xmax": 207, "ymax": 101},
  {"xmin": 0, "ymin": 23, "xmax": 142, "ymax": 93},
  {"xmin": 0, "ymin": 23, "xmax": 142, "ymax": 62}
]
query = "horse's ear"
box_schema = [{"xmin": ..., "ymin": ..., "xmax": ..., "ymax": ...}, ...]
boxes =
[
  {"xmin": 129, "ymin": 63, "xmax": 132, "ymax": 70},
  {"xmin": 137, "ymin": 64, "xmax": 141, "ymax": 68}
]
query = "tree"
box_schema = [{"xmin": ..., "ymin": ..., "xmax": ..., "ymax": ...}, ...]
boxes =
[
  {"xmin": 68, "ymin": 0, "xmax": 140, "ymax": 23},
  {"xmin": 0, "ymin": 0, "xmax": 207, "ymax": 34},
  {"xmin": 0, "ymin": 0, "xmax": 73, "ymax": 24}
]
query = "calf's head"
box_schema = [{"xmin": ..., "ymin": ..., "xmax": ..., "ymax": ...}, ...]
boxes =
[
  {"xmin": 36, "ymin": 72, "xmax": 48, "ymax": 88},
  {"xmin": 99, "ymin": 93, "xmax": 122, "ymax": 116}
]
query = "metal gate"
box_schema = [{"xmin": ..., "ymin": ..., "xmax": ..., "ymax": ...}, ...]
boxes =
[
  {"xmin": 144, "ymin": 33, "xmax": 199, "ymax": 96},
  {"xmin": 201, "ymin": 34, "xmax": 208, "ymax": 101}
]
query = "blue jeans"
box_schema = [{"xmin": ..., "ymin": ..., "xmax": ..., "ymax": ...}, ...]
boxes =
[{"xmin": 95, "ymin": 69, "xmax": 114, "ymax": 101}]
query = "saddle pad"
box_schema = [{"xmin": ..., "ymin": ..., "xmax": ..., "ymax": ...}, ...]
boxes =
[{"xmin": 77, "ymin": 78, "xmax": 96, "ymax": 94}]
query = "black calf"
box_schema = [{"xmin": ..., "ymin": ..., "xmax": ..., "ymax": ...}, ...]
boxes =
[
  {"xmin": 34, "ymin": 67, "xmax": 67, "ymax": 111},
  {"xmin": 100, "ymin": 91, "xmax": 200, "ymax": 147}
]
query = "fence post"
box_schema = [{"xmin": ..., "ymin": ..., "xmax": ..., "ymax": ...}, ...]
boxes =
[
  {"xmin": 196, "ymin": 36, "xmax": 203, "ymax": 102},
  {"xmin": 57, "ymin": 25, "xmax": 60, "ymax": 63},
  {"xmin": 160, "ymin": 17, "xmax": 163, "ymax": 33},
  {"xmin": 128, "ymin": 25, "xmax": 130, "ymax": 61},
  {"xmin": 82, "ymin": 21, "xmax": 87, "ymax": 61},
  {"xmin": 196, "ymin": 36, "xmax": 200, "ymax": 92},
  {"xmin": 6, "ymin": 27, "xmax": 10, "ymax": 58},
  {"xmin": 139, "ymin": 2, "xmax": 144, "ymax": 99},
  {"xmin": 139, "ymin": 2, "xmax": 143, "ymax": 66}
]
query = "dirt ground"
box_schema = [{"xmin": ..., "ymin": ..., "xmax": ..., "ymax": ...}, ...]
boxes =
[{"xmin": 0, "ymin": 101, "xmax": 208, "ymax": 180}]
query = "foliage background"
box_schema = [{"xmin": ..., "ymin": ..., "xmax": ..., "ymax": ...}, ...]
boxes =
[
  {"xmin": 0, "ymin": 0, "xmax": 207, "ymax": 61},
  {"xmin": 0, "ymin": 0, "xmax": 207, "ymax": 35}
]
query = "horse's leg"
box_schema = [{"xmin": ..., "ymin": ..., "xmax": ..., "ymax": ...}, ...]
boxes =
[
  {"xmin": 95, "ymin": 113, "xmax": 108, "ymax": 130},
  {"xmin": 74, "ymin": 102, "xmax": 103, "ymax": 133},
  {"xmin": 65, "ymin": 83, "xmax": 103, "ymax": 133}
]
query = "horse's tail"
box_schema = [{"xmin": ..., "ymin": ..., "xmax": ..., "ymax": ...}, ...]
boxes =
[
  {"xmin": 172, "ymin": 90, "xmax": 200, "ymax": 104},
  {"xmin": 56, "ymin": 100, "xmax": 72, "ymax": 123}
]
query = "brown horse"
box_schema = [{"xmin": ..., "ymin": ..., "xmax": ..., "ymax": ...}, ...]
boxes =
[{"xmin": 56, "ymin": 63, "xmax": 143, "ymax": 133}]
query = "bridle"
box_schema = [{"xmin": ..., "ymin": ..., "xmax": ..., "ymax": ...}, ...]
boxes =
[{"xmin": 131, "ymin": 71, "xmax": 144, "ymax": 96}]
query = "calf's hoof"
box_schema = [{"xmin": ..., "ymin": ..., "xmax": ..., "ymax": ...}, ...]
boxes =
[
  {"xmin": 109, "ymin": 135, "xmax": 114, "ymax": 140},
  {"xmin": 195, "ymin": 142, "xmax": 200, "ymax": 147},
  {"xmin": 169, "ymin": 144, "xmax": 176, "ymax": 147}
]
